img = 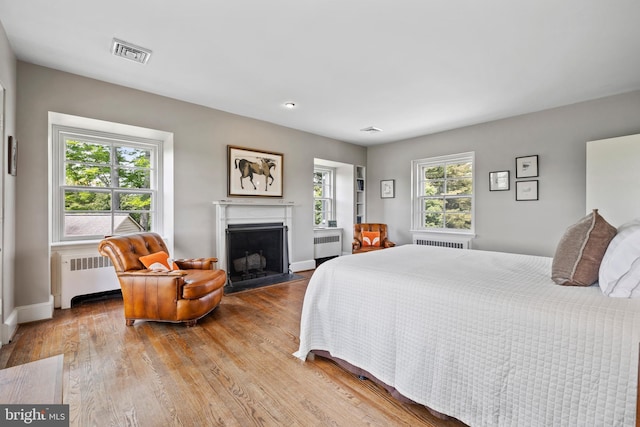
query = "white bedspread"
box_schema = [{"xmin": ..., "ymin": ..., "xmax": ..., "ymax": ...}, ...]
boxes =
[{"xmin": 294, "ymin": 245, "xmax": 640, "ymax": 426}]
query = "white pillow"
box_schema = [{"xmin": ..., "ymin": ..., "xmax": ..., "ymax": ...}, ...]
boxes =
[
  {"xmin": 599, "ymin": 219, "xmax": 640, "ymax": 297},
  {"xmin": 148, "ymin": 262, "xmax": 170, "ymax": 272}
]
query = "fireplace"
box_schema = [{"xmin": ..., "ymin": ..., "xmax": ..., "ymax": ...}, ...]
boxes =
[
  {"xmin": 213, "ymin": 200, "xmax": 297, "ymax": 293},
  {"xmin": 225, "ymin": 222, "xmax": 290, "ymax": 290}
]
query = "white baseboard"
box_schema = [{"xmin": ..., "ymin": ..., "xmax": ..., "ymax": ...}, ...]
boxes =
[
  {"xmin": 2, "ymin": 309, "xmax": 18, "ymax": 345},
  {"xmin": 18, "ymin": 294, "xmax": 55, "ymax": 323},
  {"xmin": 291, "ymin": 259, "xmax": 316, "ymax": 272},
  {"xmin": 2, "ymin": 295, "xmax": 54, "ymax": 344}
]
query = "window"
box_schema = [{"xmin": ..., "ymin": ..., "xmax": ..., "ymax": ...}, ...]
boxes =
[
  {"xmin": 52, "ymin": 125, "xmax": 163, "ymax": 242},
  {"xmin": 313, "ymin": 167, "xmax": 335, "ymax": 226},
  {"xmin": 411, "ymin": 152, "xmax": 474, "ymax": 233}
]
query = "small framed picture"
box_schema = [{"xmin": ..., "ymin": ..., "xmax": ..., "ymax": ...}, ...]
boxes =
[
  {"xmin": 489, "ymin": 171, "xmax": 510, "ymax": 191},
  {"xmin": 380, "ymin": 179, "xmax": 395, "ymax": 198},
  {"xmin": 328, "ymin": 220, "xmax": 337, "ymax": 227},
  {"xmin": 8, "ymin": 136, "xmax": 17, "ymax": 176},
  {"xmin": 515, "ymin": 155, "xmax": 538, "ymax": 178},
  {"xmin": 516, "ymin": 180, "xmax": 538, "ymax": 201}
]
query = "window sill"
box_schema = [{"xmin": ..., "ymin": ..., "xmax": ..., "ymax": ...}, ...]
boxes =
[
  {"xmin": 409, "ymin": 229, "xmax": 475, "ymax": 237},
  {"xmin": 51, "ymin": 240, "xmax": 102, "ymax": 249}
]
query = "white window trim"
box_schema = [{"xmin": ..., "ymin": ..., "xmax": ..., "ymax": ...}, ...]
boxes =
[
  {"xmin": 313, "ymin": 166, "xmax": 336, "ymax": 227},
  {"xmin": 410, "ymin": 151, "xmax": 476, "ymax": 236},
  {"xmin": 49, "ymin": 112, "xmax": 174, "ymax": 248}
]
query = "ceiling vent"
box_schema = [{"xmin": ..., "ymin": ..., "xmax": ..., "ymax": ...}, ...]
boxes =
[
  {"xmin": 360, "ymin": 126, "xmax": 383, "ymax": 133},
  {"xmin": 111, "ymin": 38, "xmax": 152, "ymax": 64}
]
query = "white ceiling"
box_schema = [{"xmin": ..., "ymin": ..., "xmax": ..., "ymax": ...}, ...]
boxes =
[{"xmin": 1, "ymin": 0, "xmax": 639, "ymax": 146}]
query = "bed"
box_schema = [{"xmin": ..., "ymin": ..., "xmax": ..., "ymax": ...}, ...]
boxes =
[{"xmin": 294, "ymin": 244, "xmax": 640, "ymax": 426}]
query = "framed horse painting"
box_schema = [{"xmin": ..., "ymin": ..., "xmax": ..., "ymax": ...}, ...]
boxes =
[{"xmin": 227, "ymin": 146, "xmax": 284, "ymax": 197}]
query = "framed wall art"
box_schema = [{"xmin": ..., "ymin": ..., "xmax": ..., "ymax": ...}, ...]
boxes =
[
  {"xmin": 515, "ymin": 155, "xmax": 538, "ymax": 178},
  {"xmin": 227, "ymin": 145, "xmax": 283, "ymax": 197},
  {"xmin": 8, "ymin": 136, "xmax": 17, "ymax": 176},
  {"xmin": 380, "ymin": 179, "xmax": 395, "ymax": 198},
  {"xmin": 516, "ymin": 180, "xmax": 538, "ymax": 201},
  {"xmin": 489, "ymin": 171, "xmax": 510, "ymax": 191}
]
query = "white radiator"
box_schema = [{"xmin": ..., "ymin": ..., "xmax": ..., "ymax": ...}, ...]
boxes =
[
  {"xmin": 314, "ymin": 229, "xmax": 342, "ymax": 259},
  {"xmin": 413, "ymin": 233, "xmax": 471, "ymax": 250},
  {"xmin": 60, "ymin": 253, "xmax": 119, "ymax": 309}
]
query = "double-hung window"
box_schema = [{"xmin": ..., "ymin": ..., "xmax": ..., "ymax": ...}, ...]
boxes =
[
  {"xmin": 313, "ymin": 167, "xmax": 335, "ymax": 226},
  {"xmin": 52, "ymin": 125, "xmax": 162, "ymax": 241},
  {"xmin": 411, "ymin": 152, "xmax": 475, "ymax": 234}
]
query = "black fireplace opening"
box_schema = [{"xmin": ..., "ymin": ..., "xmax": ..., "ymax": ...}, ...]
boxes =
[{"xmin": 225, "ymin": 222, "xmax": 294, "ymax": 292}]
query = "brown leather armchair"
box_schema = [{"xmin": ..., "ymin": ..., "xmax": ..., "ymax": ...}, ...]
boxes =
[
  {"xmin": 352, "ymin": 223, "xmax": 396, "ymax": 254},
  {"xmin": 98, "ymin": 232, "xmax": 226, "ymax": 327}
]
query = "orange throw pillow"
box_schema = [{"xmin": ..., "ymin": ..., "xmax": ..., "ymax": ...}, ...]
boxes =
[
  {"xmin": 139, "ymin": 251, "xmax": 179, "ymax": 271},
  {"xmin": 362, "ymin": 231, "xmax": 381, "ymax": 247}
]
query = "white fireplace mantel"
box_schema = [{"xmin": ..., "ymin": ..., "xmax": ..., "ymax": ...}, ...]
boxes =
[{"xmin": 213, "ymin": 200, "xmax": 295, "ymax": 274}]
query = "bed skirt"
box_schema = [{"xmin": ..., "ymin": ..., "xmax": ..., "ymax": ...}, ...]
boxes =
[{"xmin": 311, "ymin": 350, "xmax": 452, "ymax": 421}]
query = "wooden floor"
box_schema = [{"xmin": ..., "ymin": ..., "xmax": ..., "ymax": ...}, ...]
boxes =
[{"xmin": 0, "ymin": 271, "xmax": 467, "ymax": 427}]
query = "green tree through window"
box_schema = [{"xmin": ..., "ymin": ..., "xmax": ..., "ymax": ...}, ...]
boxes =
[
  {"xmin": 63, "ymin": 137, "xmax": 155, "ymax": 238},
  {"xmin": 413, "ymin": 152, "xmax": 474, "ymax": 232}
]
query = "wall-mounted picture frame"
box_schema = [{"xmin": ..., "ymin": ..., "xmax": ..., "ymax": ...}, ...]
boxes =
[
  {"xmin": 516, "ymin": 180, "xmax": 538, "ymax": 201},
  {"xmin": 380, "ymin": 179, "xmax": 395, "ymax": 198},
  {"xmin": 227, "ymin": 145, "xmax": 283, "ymax": 197},
  {"xmin": 515, "ymin": 155, "xmax": 538, "ymax": 178},
  {"xmin": 489, "ymin": 171, "xmax": 510, "ymax": 191},
  {"xmin": 8, "ymin": 136, "xmax": 17, "ymax": 176}
]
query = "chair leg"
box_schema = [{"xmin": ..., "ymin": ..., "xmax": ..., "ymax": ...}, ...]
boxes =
[{"xmin": 125, "ymin": 319, "xmax": 135, "ymax": 326}]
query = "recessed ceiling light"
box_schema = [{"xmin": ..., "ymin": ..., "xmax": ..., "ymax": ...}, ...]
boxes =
[
  {"xmin": 284, "ymin": 102, "xmax": 296, "ymax": 109},
  {"xmin": 360, "ymin": 126, "xmax": 383, "ymax": 133}
]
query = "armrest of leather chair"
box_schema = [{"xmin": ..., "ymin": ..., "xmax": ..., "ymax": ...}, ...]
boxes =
[
  {"xmin": 174, "ymin": 258, "xmax": 219, "ymax": 270},
  {"xmin": 352, "ymin": 240, "xmax": 362, "ymax": 251},
  {"xmin": 118, "ymin": 270, "xmax": 187, "ymax": 277},
  {"xmin": 383, "ymin": 240, "xmax": 396, "ymax": 248},
  {"xmin": 117, "ymin": 271, "xmax": 187, "ymax": 303}
]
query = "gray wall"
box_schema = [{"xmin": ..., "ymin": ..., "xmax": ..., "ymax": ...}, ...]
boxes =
[
  {"xmin": 0, "ymin": 22, "xmax": 17, "ymax": 327},
  {"xmin": 15, "ymin": 62, "xmax": 366, "ymax": 308},
  {"xmin": 10, "ymin": 58, "xmax": 640, "ymax": 311},
  {"xmin": 367, "ymin": 90, "xmax": 640, "ymax": 256}
]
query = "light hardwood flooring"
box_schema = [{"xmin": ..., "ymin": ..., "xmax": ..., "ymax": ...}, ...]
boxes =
[{"xmin": 0, "ymin": 271, "xmax": 467, "ymax": 427}]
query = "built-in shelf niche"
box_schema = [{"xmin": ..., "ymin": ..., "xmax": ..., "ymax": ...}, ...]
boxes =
[{"xmin": 355, "ymin": 165, "xmax": 366, "ymax": 224}]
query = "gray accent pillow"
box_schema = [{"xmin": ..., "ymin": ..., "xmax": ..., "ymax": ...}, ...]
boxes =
[{"xmin": 551, "ymin": 209, "xmax": 617, "ymax": 287}]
